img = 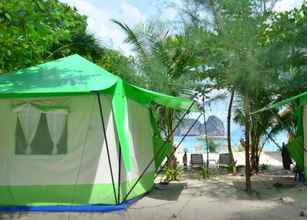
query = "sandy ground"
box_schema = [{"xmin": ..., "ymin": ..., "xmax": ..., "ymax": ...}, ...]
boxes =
[{"xmin": 1, "ymin": 167, "xmax": 307, "ymax": 220}]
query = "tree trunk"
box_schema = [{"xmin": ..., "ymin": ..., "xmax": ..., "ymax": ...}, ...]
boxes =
[
  {"xmin": 244, "ymin": 94, "xmax": 252, "ymax": 193},
  {"xmin": 255, "ymin": 154, "xmax": 259, "ymax": 173},
  {"xmin": 227, "ymin": 89, "xmax": 236, "ymax": 173},
  {"xmin": 166, "ymin": 108, "xmax": 177, "ymax": 169},
  {"xmin": 251, "ymin": 135, "xmax": 260, "ymax": 174},
  {"xmin": 250, "ymin": 116, "xmax": 259, "ymax": 174}
]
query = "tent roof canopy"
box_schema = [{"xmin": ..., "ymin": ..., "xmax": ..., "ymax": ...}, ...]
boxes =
[
  {"xmin": 253, "ymin": 91, "xmax": 307, "ymax": 114},
  {"xmin": 0, "ymin": 54, "xmax": 119, "ymax": 96},
  {"xmin": 0, "ymin": 54, "xmax": 194, "ymax": 111}
]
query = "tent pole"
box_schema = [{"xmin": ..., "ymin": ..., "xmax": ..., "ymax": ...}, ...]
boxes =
[
  {"xmin": 122, "ymin": 99, "xmax": 197, "ymax": 202},
  {"xmin": 117, "ymin": 143, "xmax": 122, "ymax": 204},
  {"xmin": 154, "ymin": 112, "xmax": 203, "ymax": 179},
  {"xmin": 255, "ymin": 113, "xmax": 306, "ymax": 153},
  {"xmin": 96, "ymin": 92, "xmax": 118, "ymax": 205},
  {"xmin": 250, "ymin": 114, "xmax": 282, "ymax": 150}
]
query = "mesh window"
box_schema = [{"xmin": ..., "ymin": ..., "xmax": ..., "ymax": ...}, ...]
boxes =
[
  {"xmin": 15, "ymin": 117, "xmax": 27, "ymax": 154},
  {"xmin": 15, "ymin": 113, "xmax": 67, "ymax": 155}
]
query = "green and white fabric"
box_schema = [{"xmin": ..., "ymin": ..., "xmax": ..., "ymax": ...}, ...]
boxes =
[{"xmin": 0, "ymin": 55, "xmax": 193, "ymax": 206}]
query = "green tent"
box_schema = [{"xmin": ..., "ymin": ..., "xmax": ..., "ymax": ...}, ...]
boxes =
[
  {"xmin": 254, "ymin": 92, "xmax": 307, "ymax": 179},
  {"xmin": 0, "ymin": 54, "xmax": 193, "ymax": 210}
]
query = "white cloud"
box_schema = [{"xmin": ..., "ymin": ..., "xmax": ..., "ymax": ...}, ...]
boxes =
[
  {"xmin": 120, "ymin": 2, "xmax": 145, "ymax": 25},
  {"xmin": 274, "ymin": 0, "xmax": 304, "ymax": 12},
  {"xmin": 59, "ymin": 0, "xmax": 145, "ymax": 55}
]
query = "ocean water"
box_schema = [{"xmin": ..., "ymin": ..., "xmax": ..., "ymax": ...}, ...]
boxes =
[
  {"xmin": 175, "ymin": 90, "xmax": 289, "ymax": 153},
  {"xmin": 174, "ymin": 131, "xmax": 287, "ymax": 153}
]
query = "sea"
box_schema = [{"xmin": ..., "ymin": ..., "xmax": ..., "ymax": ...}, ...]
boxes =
[
  {"xmin": 174, "ymin": 130, "xmax": 288, "ymax": 153},
  {"xmin": 174, "ymin": 90, "xmax": 289, "ymax": 153}
]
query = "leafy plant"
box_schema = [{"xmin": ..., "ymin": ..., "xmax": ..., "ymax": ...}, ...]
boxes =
[
  {"xmin": 227, "ymin": 164, "xmax": 237, "ymax": 174},
  {"xmin": 0, "ymin": 0, "xmax": 136, "ymax": 83},
  {"xmin": 165, "ymin": 167, "xmax": 183, "ymax": 182},
  {"xmin": 260, "ymin": 164, "xmax": 269, "ymax": 171},
  {"xmin": 181, "ymin": 0, "xmax": 284, "ymax": 192},
  {"xmin": 199, "ymin": 167, "xmax": 209, "ymax": 179},
  {"xmin": 113, "ymin": 19, "xmax": 205, "ymax": 169},
  {"xmin": 234, "ymin": 144, "xmax": 244, "ymax": 152},
  {"xmin": 207, "ymin": 139, "xmax": 218, "ymax": 153},
  {"xmin": 0, "ymin": 0, "xmax": 86, "ymax": 73}
]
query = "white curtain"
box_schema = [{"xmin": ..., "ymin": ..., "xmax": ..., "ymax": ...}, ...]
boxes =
[
  {"xmin": 46, "ymin": 112, "xmax": 67, "ymax": 155},
  {"xmin": 17, "ymin": 104, "xmax": 41, "ymax": 154}
]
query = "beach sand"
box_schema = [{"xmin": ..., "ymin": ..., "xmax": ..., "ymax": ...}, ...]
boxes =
[{"xmin": 1, "ymin": 165, "xmax": 306, "ymax": 220}]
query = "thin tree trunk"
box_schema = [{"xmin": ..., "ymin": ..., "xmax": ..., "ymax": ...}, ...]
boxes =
[
  {"xmin": 255, "ymin": 150, "xmax": 260, "ymax": 173},
  {"xmin": 244, "ymin": 94, "xmax": 252, "ymax": 193},
  {"xmin": 227, "ymin": 89, "xmax": 236, "ymax": 173},
  {"xmin": 251, "ymin": 135, "xmax": 260, "ymax": 174},
  {"xmin": 250, "ymin": 117, "xmax": 257, "ymax": 174},
  {"xmin": 166, "ymin": 108, "xmax": 176, "ymax": 169},
  {"xmin": 255, "ymin": 138, "xmax": 260, "ymax": 173}
]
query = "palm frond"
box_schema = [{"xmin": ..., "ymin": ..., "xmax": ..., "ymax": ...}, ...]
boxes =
[{"xmin": 111, "ymin": 19, "xmax": 147, "ymax": 58}]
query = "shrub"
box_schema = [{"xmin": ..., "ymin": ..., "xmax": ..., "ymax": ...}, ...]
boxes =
[
  {"xmin": 208, "ymin": 139, "xmax": 218, "ymax": 153},
  {"xmin": 227, "ymin": 164, "xmax": 237, "ymax": 173},
  {"xmin": 199, "ymin": 167, "xmax": 209, "ymax": 179},
  {"xmin": 165, "ymin": 167, "xmax": 183, "ymax": 182},
  {"xmin": 260, "ymin": 164, "xmax": 269, "ymax": 171}
]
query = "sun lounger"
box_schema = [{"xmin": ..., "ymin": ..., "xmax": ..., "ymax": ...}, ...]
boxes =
[
  {"xmin": 217, "ymin": 153, "xmax": 230, "ymax": 168},
  {"xmin": 190, "ymin": 154, "xmax": 204, "ymax": 169}
]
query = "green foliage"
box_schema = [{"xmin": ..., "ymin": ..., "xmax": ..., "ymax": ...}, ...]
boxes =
[
  {"xmin": 49, "ymin": 32, "xmax": 104, "ymax": 61},
  {"xmin": 0, "ymin": 0, "xmax": 136, "ymax": 85},
  {"xmin": 207, "ymin": 139, "xmax": 218, "ymax": 153},
  {"xmin": 260, "ymin": 2, "xmax": 307, "ymax": 99},
  {"xmin": 97, "ymin": 48, "xmax": 139, "ymax": 84},
  {"xmin": 165, "ymin": 167, "xmax": 183, "ymax": 182},
  {"xmin": 260, "ymin": 164, "xmax": 269, "ymax": 171},
  {"xmin": 226, "ymin": 164, "xmax": 237, "ymax": 174},
  {"xmin": 113, "ymin": 19, "xmax": 205, "ymax": 140},
  {"xmin": 235, "ymin": 144, "xmax": 245, "ymax": 152},
  {"xmin": 199, "ymin": 167, "xmax": 209, "ymax": 179},
  {"xmin": 182, "ymin": 0, "xmax": 285, "ymax": 181},
  {"xmin": 0, "ymin": 0, "xmax": 86, "ymax": 73},
  {"xmin": 113, "ymin": 19, "xmax": 203, "ymax": 96}
]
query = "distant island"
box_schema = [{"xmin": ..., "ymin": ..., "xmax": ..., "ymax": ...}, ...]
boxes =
[{"xmin": 175, "ymin": 115, "xmax": 225, "ymax": 137}]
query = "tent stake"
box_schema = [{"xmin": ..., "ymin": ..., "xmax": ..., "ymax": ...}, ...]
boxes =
[
  {"xmin": 122, "ymin": 100, "xmax": 198, "ymax": 202},
  {"xmin": 96, "ymin": 92, "xmax": 118, "ymax": 205}
]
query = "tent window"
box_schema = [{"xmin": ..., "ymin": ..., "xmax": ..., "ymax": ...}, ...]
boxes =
[{"xmin": 15, "ymin": 113, "xmax": 67, "ymax": 155}]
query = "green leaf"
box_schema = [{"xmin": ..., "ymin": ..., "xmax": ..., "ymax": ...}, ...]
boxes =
[
  {"xmin": 4, "ymin": 13, "xmax": 11, "ymax": 21},
  {"xmin": 36, "ymin": 1, "xmax": 45, "ymax": 11}
]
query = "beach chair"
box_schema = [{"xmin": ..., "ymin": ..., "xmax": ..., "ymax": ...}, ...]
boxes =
[
  {"xmin": 190, "ymin": 154, "xmax": 204, "ymax": 169},
  {"xmin": 217, "ymin": 153, "xmax": 230, "ymax": 168}
]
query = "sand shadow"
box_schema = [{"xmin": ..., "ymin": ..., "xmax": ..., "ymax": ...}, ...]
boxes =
[
  {"xmin": 176, "ymin": 168, "xmax": 301, "ymax": 202},
  {"xmin": 0, "ymin": 213, "xmax": 24, "ymax": 220},
  {"xmin": 146, "ymin": 182, "xmax": 187, "ymax": 201}
]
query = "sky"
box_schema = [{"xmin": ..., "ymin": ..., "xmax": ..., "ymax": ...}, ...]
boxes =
[
  {"xmin": 59, "ymin": 0, "xmax": 300, "ymax": 149},
  {"xmin": 59, "ymin": 0, "xmax": 170, "ymax": 54},
  {"xmin": 60, "ymin": 0, "xmax": 303, "ymax": 55}
]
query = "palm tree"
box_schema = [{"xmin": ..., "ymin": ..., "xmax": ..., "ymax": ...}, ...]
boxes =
[{"xmin": 113, "ymin": 20, "xmax": 204, "ymax": 167}]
